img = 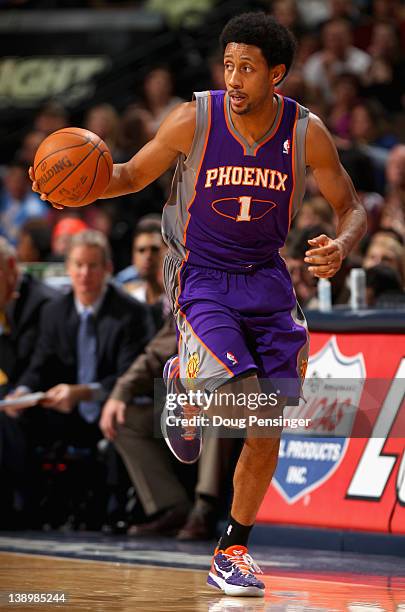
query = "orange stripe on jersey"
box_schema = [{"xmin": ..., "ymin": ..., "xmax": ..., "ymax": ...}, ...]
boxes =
[
  {"xmin": 175, "ymin": 256, "xmax": 234, "ymax": 378},
  {"xmin": 253, "ymin": 95, "xmax": 285, "ymax": 157},
  {"xmin": 287, "ymin": 102, "xmax": 299, "ymax": 230},
  {"xmin": 223, "ymin": 94, "xmax": 248, "ymax": 155},
  {"xmin": 179, "ymin": 308, "xmax": 234, "ymax": 377},
  {"xmin": 182, "ymin": 91, "xmax": 212, "ymax": 247}
]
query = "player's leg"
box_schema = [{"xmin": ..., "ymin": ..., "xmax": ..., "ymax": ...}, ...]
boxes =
[
  {"xmin": 161, "ymin": 254, "xmax": 257, "ymax": 463},
  {"xmin": 209, "ymin": 296, "xmax": 309, "ymax": 597},
  {"xmin": 207, "ymin": 373, "xmax": 280, "ymax": 597}
]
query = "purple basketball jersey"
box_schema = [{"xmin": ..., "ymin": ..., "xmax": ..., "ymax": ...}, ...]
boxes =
[{"xmin": 162, "ymin": 90, "xmax": 309, "ymax": 271}]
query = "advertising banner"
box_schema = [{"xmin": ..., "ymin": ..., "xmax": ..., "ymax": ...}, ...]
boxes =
[{"xmin": 257, "ymin": 332, "xmax": 405, "ymax": 534}]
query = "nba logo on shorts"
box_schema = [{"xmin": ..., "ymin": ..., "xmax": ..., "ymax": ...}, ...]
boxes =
[
  {"xmin": 283, "ymin": 139, "xmax": 290, "ymax": 154},
  {"xmin": 226, "ymin": 351, "xmax": 238, "ymax": 366}
]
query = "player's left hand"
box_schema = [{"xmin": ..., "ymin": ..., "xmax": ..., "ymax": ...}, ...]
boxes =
[
  {"xmin": 28, "ymin": 166, "xmax": 65, "ymax": 210},
  {"xmin": 304, "ymin": 234, "xmax": 344, "ymax": 278}
]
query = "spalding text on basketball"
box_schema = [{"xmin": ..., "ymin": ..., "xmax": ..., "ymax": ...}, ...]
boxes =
[{"xmin": 37, "ymin": 157, "xmax": 74, "ymax": 189}]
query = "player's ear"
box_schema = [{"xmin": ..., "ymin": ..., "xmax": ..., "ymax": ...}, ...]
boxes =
[{"xmin": 272, "ymin": 64, "xmax": 286, "ymax": 86}]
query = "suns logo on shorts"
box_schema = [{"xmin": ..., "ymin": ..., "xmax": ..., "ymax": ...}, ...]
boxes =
[
  {"xmin": 186, "ymin": 352, "xmax": 200, "ymax": 379},
  {"xmin": 300, "ymin": 358, "xmax": 308, "ymax": 379}
]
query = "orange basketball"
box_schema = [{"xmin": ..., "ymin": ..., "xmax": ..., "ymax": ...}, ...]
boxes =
[{"xmin": 33, "ymin": 127, "xmax": 113, "ymax": 207}]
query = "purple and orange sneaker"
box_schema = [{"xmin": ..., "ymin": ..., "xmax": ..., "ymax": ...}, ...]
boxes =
[
  {"xmin": 161, "ymin": 355, "xmax": 202, "ymax": 464},
  {"xmin": 207, "ymin": 545, "xmax": 265, "ymax": 597}
]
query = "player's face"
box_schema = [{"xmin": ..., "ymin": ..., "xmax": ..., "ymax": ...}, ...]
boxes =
[
  {"xmin": 67, "ymin": 245, "xmax": 111, "ymax": 305},
  {"xmin": 223, "ymin": 43, "xmax": 284, "ymax": 115}
]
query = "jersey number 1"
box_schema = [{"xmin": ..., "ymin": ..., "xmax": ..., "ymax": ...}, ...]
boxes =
[{"xmin": 236, "ymin": 196, "xmax": 252, "ymax": 222}]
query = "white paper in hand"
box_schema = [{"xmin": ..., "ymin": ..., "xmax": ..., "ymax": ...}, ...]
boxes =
[{"xmin": 0, "ymin": 392, "xmax": 45, "ymax": 409}]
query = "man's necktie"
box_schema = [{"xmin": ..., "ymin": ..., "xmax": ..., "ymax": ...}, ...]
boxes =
[{"xmin": 77, "ymin": 309, "xmax": 99, "ymax": 423}]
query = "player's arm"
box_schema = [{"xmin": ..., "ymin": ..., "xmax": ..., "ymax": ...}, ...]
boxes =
[
  {"xmin": 101, "ymin": 101, "xmax": 196, "ymax": 197},
  {"xmin": 304, "ymin": 114, "xmax": 367, "ymax": 278},
  {"xmin": 30, "ymin": 101, "xmax": 196, "ymax": 206}
]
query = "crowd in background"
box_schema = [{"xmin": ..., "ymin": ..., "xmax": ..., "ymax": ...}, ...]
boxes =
[
  {"xmin": 1, "ymin": 0, "xmax": 405, "ymax": 534},
  {"xmin": 1, "ymin": 0, "xmax": 405, "ymax": 307}
]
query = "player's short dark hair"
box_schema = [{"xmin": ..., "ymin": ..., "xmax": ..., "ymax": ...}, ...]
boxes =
[{"xmin": 220, "ymin": 12, "xmax": 296, "ymax": 80}]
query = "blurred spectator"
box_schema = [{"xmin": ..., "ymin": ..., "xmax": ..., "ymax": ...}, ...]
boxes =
[
  {"xmin": 208, "ymin": 53, "xmax": 226, "ymax": 90},
  {"xmin": 363, "ymin": 232, "xmax": 405, "ymax": 286},
  {"xmin": 294, "ymin": 197, "xmax": 335, "ymax": 234},
  {"xmin": 365, "ymin": 263, "xmax": 405, "ymax": 307},
  {"xmin": 0, "ymin": 236, "xmax": 57, "ymax": 527},
  {"xmin": 136, "ymin": 66, "xmax": 184, "ymax": 139},
  {"xmin": 115, "ymin": 214, "xmax": 162, "ymax": 285},
  {"xmin": 17, "ymin": 131, "xmax": 46, "ymax": 166},
  {"xmin": 33, "ymin": 101, "xmax": 68, "ymax": 136},
  {"xmin": 6, "ymin": 230, "xmax": 153, "ymax": 528},
  {"xmin": 271, "ymin": 0, "xmax": 306, "ymax": 39},
  {"xmin": 363, "ymin": 21, "xmax": 405, "ymax": 112},
  {"xmin": 278, "ymin": 68, "xmax": 320, "ymax": 111},
  {"xmin": 327, "ymin": 0, "xmax": 362, "ymax": 25},
  {"xmin": 371, "ymin": 0, "xmax": 405, "ymax": 48},
  {"xmin": 293, "ymin": 31, "xmax": 320, "ymax": 68},
  {"xmin": 380, "ymin": 145, "xmax": 405, "ymax": 239},
  {"xmin": 101, "ymin": 314, "xmax": 237, "ymax": 540},
  {"xmin": 116, "ymin": 106, "xmax": 150, "ymax": 161},
  {"xmin": 335, "ymin": 100, "xmax": 399, "ymax": 193},
  {"xmin": 0, "ymin": 237, "xmax": 57, "ymax": 396},
  {"xmin": 328, "ymin": 72, "xmax": 361, "ymax": 139},
  {"xmin": 350, "ymin": 101, "xmax": 398, "ymax": 151},
  {"xmin": 122, "ymin": 220, "xmax": 165, "ymax": 301},
  {"xmin": 100, "ymin": 315, "xmax": 190, "ymax": 535},
  {"xmin": 303, "ymin": 18, "xmax": 372, "ymax": 101},
  {"xmin": 51, "ymin": 217, "xmax": 89, "ymax": 261},
  {"xmin": 335, "ymin": 146, "xmax": 378, "ymax": 195},
  {"xmin": 0, "ymin": 160, "xmax": 48, "ymax": 245},
  {"xmin": 84, "ymin": 104, "xmax": 121, "ymax": 158},
  {"xmin": 120, "ymin": 216, "xmax": 166, "ymax": 329},
  {"xmin": 11, "ymin": 229, "xmax": 154, "ymax": 410},
  {"xmin": 296, "ymin": 0, "xmax": 331, "ymax": 28},
  {"xmin": 17, "ymin": 218, "xmax": 52, "ymax": 263}
]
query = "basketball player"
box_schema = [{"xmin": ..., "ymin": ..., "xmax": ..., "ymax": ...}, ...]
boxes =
[{"xmin": 31, "ymin": 13, "xmax": 367, "ymax": 598}]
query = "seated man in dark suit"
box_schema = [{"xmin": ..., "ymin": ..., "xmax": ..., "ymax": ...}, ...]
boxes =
[
  {"xmin": 100, "ymin": 313, "xmax": 240, "ymax": 540},
  {"xmin": 0, "ymin": 236, "xmax": 57, "ymax": 526},
  {"xmin": 7, "ymin": 230, "xmax": 153, "ymax": 527}
]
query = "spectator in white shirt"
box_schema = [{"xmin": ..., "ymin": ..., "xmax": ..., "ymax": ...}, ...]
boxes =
[{"xmin": 303, "ymin": 18, "xmax": 371, "ymax": 102}]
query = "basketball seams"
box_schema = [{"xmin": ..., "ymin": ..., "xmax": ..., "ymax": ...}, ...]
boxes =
[
  {"xmin": 52, "ymin": 130, "xmax": 92, "ymax": 139},
  {"xmin": 76, "ymin": 151, "xmax": 103, "ymax": 204},
  {"xmin": 34, "ymin": 141, "xmax": 93, "ymax": 175},
  {"xmin": 100, "ymin": 152, "xmax": 111, "ymax": 182},
  {"xmin": 33, "ymin": 129, "xmax": 112, "ymax": 206},
  {"xmin": 47, "ymin": 143, "xmax": 100, "ymax": 198}
]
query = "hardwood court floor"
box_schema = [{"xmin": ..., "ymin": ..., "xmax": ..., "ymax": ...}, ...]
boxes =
[{"xmin": 1, "ymin": 551, "xmax": 405, "ymax": 611}]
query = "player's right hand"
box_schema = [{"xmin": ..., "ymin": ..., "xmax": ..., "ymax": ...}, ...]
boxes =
[
  {"xmin": 100, "ymin": 398, "xmax": 127, "ymax": 441},
  {"xmin": 28, "ymin": 167, "xmax": 64, "ymax": 210}
]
